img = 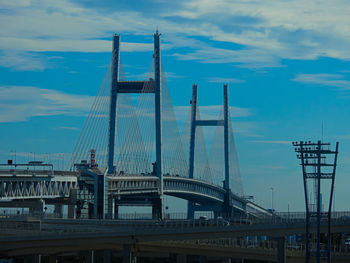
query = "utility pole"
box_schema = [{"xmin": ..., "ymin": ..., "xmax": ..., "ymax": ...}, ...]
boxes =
[{"xmin": 293, "ymin": 140, "xmax": 339, "ymax": 263}]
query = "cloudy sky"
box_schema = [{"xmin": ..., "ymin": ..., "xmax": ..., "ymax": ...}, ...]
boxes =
[{"xmin": 1, "ymin": 0, "xmax": 350, "ymax": 212}]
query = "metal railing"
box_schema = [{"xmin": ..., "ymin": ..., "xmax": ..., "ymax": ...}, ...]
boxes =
[
  {"xmin": 0, "ymin": 211, "xmax": 350, "ymax": 255},
  {"xmin": 1, "ymin": 210, "xmax": 350, "ymax": 222}
]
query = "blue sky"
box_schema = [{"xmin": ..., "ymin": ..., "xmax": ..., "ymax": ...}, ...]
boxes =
[{"xmin": 1, "ymin": 0, "xmax": 350, "ymax": 212}]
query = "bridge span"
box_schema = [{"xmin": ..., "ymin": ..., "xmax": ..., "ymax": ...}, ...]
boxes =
[
  {"xmin": 0, "ymin": 169, "xmax": 77, "ymax": 202},
  {"xmin": 1, "ymin": 31, "xmax": 273, "ymax": 220},
  {"xmin": 106, "ymin": 173, "xmax": 269, "ymax": 216},
  {"xmin": 1, "ymin": 216, "xmax": 350, "ymax": 262},
  {"xmin": 0, "ymin": 166, "xmax": 269, "ymax": 220}
]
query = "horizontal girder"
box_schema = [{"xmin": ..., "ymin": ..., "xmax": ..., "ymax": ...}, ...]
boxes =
[
  {"xmin": 195, "ymin": 120, "xmax": 224, "ymax": 126},
  {"xmin": 0, "ymin": 171, "xmax": 78, "ymax": 201},
  {"xmin": 117, "ymin": 80, "xmax": 155, "ymax": 93},
  {"xmin": 107, "ymin": 175, "xmax": 225, "ymax": 204}
]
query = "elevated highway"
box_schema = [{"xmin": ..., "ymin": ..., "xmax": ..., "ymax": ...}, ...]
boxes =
[
  {"xmin": 80, "ymin": 167, "xmax": 272, "ymax": 218},
  {"xmin": 0, "ymin": 216, "xmax": 350, "ymax": 262},
  {"xmin": 0, "ymin": 167, "xmax": 274, "ymax": 218}
]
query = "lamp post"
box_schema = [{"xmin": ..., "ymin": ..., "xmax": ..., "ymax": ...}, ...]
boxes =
[{"xmin": 270, "ymin": 187, "xmax": 274, "ymax": 211}]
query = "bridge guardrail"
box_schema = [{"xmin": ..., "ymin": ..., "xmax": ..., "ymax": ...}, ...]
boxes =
[
  {"xmin": 2, "ymin": 210, "xmax": 350, "ymax": 223},
  {"xmin": 1, "ymin": 217, "xmax": 350, "ymax": 255}
]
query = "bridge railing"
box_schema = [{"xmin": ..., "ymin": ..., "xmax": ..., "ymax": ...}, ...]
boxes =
[
  {"xmin": 237, "ymin": 211, "xmax": 350, "ymax": 225},
  {"xmin": 1, "ymin": 211, "xmax": 350, "ymax": 226}
]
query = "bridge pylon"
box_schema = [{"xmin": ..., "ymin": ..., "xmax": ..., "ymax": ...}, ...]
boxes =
[
  {"xmin": 187, "ymin": 84, "xmax": 233, "ymax": 219},
  {"xmin": 103, "ymin": 32, "xmax": 164, "ymax": 220}
]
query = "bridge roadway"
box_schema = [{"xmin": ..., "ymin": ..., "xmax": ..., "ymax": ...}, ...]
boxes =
[
  {"xmin": 0, "ymin": 217, "xmax": 350, "ymax": 262},
  {"xmin": 0, "ymin": 168, "xmax": 269, "ymax": 216},
  {"xmin": 84, "ymin": 168, "xmax": 270, "ymax": 216}
]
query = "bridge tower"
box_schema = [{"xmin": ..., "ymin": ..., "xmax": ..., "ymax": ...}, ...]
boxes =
[
  {"xmin": 108, "ymin": 34, "xmax": 120, "ymax": 174},
  {"xmin": 188, "ymin": 84, "xmax": 233, "ymax": 219},
  {"xmin": 104, "ymin": 31, "xmax": 163, "ymax": 219},
  {"xmin": 293, "ymin": 140, "xmax": 339, "ymax": 263}
]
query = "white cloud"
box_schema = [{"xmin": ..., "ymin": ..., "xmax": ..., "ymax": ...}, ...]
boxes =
[
  {"xmin": 55, "ymin": 126, "xmax": 79, "ymax": 130},
  {"xmin": 11, "ymin": 151, "xmax": 70, "ymax": 160},
  {"xmin": 173, "ymin": 46, "xmax": 282, "ymax": 68},
  {"xmin": 171, "ymin": 0, "xmax": 350, "ymax": 60},
  {"xmin": 231, "ymin": 121, "xmax": 262, "ymax": 138},
  {"xmin": 0, "ymin": 37, "xmax": 153, "ymax": 53},
  {"xmin": 249, "ymin": 140, "xmax": 291, "ymax": 145},
  {"xmin": 163, "ymin": 72, "xmax": 185, "ymax": 79},
  {"xmin": 1, "ymin": 0, "xmax": 350, "ymax": 69},
  {"xmin": 200, "ymin": 105, "xmax": 251, "ymax": 119},
  {"xmin": 0, "ymin": 51, "xmax": 59, "ymax": 71},
  {"xmin": 207, "ymin": 77, "xmax": 245, "ymax": 84},
  {"xmin": 292, "ymin": 73, "xmax": 350, "ymax": 90},
  {"xmin": 174, "ymin": 105, "xmax": 251, "ymax": 121},
  {"xmin": 335, "ymin": 134, "xmax": 350, "ymax": 139},
  {"xmin": 0, "ymin": 86, "xmax": 93, "ymax": 122},
  {"xmin": 0, "ymin": 0, "xmax": 32, "ymax": 8}
]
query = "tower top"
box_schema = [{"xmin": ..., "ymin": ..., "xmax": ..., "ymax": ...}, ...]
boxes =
[{"xmin": 155, "ymin": 28, "xmax": 161, "ymax": 36}]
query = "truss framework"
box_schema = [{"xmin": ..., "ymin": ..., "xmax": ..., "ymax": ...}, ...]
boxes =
[{"xmin": 293, "ymin": 140, "xmax": 339, "ymax": 263}]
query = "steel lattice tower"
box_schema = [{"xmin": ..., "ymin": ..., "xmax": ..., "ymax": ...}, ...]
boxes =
[{"xmin": 293, "ymin": 140, "xmax": 339, "ymax": 263}]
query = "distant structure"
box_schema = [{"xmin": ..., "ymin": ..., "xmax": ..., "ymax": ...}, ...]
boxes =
[
  {"xmin": 106, "ymin": 31, "xmax": 163, "ymax": 219},
  {"xmin": 0, "ymin": 31, "xmax": 268, "ymax": 223},
  {"xmin": 188, "ymin": 84, "xmax": 233, "ymax": 218},
  {"xmin": 69, "ymin": 31, "xmax": 248, "ymax": 220},
  {"xmin": 293, "ymin": 140, "xmax": 339, "ymax": 263}
]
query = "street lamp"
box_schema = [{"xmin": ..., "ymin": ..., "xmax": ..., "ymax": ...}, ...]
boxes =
[{"xmin": 270, "ymin": 187, "xmax": 274, "ymax": 211}]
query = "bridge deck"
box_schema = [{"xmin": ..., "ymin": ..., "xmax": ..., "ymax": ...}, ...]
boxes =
[
  {"xmin": 0, "ymin": 168, "xmax": 271, "ymax": 217},
  {"xmin": 0, "ymin": 217, "xmax": 350, "ymax": 261}
]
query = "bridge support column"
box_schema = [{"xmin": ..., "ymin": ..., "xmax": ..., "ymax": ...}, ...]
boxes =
[
  {"xmin": 107, "ymin": 34, "xmax": 120, "ymax": 174},
  {"xmin": 29, "ymin": 199, "xmax": 45, "ymax": 215},
  {"xmin": 154, "ymin": 31, "xmax": 163, "ymax": 221},
  {"xmin": 114, "ymin": 202, "xmax": 119, "ymax": 219},
  {"xmin": 223, "ymin": 84, "xmax": 230, "ymax": 191},
  {"xmin": 106, "ymin": 196, "xmax": 114, "ymax": 219},
  {"xmin": 49, "ymin": 255, "xmax": 57, "ymax": 263},
  {"xmin": 277, "ymin": 236, "xmax": 286, "ymax": 263},
  {"xmin": 187, "ymin": 201, "xmax": 195, "ymax": 219},
  {"xmin": 199, "ymin": 255, "xmax": 207, "ymax": 263},
  {"xmin": 104, "ymin": 250, "xmax": 111, "ymax": 263},
  {"xmin": 33, "ymin": 254, "xmax": 41, "ymax": 263},
  {"xmin": 94, "ymin": 173, "xmax": 104, "ymax": 219},
  {"xmin": 222, "ymin": 192, "xmax": 233, "ymax": 219},
  {"xmin": 152, "ymin": 198, "xmax": 162, "ymax": 220},
  {"xmin": 83, "ymin": 250, "xmax": 94, "ymax": 263},
  {"xmin": 213, "ymin": 211, "xmax": 220, "ymax": 219},
  {"xmin": 67, "ymin": 188, "xmax": 77, "ymax": 219},
  {"xmin": 170, "ymin": 254, "xmax": 186, "ymax": 263},
  {"xmin": 54, "ymin": 204, "xmax": 63, "ymax": 218},
  {"xmin": 123, "ymin": 244, "xmax": 136, "ymax": 263},
  {"xmin": 68, "ymin": 204, "xmax": 76, "ymax": 219},
  {"xmin": 187, "ymin": 84, "xmax": 197, "ymax": 220}
]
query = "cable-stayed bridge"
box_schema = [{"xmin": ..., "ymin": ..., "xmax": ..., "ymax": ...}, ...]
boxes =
[{"xmin": 0, "ymin": 31, "xmax": 270, "ymax": 220}]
